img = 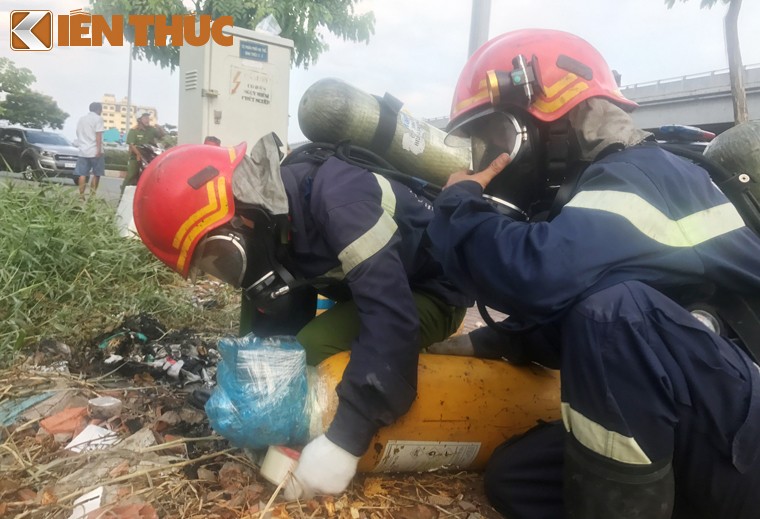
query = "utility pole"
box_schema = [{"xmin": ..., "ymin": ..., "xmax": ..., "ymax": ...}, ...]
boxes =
[
  {"xmin": 125, "ymin": 44, "xmax": 133, "ymax": 137},
  {"xmin": 468, "ymin": 0, "xmax": 491, "ymax": 57}
]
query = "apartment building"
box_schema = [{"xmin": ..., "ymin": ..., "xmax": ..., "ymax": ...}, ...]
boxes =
[{"xmin": 101, "ymin": 94, "xmax": 158, "ymax": 132}]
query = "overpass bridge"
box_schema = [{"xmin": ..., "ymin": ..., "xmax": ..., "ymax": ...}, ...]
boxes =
[{"xmin": 621, "ymin": 64, "xmax": 760, "ymax": 136}]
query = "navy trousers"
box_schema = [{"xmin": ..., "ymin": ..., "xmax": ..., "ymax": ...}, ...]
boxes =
[{"xmin": 485, "ymin": 281, "xmax": 760, "ymax": 519}]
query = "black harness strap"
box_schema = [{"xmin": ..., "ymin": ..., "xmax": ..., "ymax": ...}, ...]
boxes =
[{"xmin": 369, "ymin": 93, "xmax": 404, "ymax": 155}]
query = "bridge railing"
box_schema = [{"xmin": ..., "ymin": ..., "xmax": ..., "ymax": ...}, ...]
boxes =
[
  {"xmin": 621, "ymin": 63, "xmax": 760, "ymax": 92},
  {"xmin": 620, "ymin": 63, "xmax": 760, "ymax": 103}
]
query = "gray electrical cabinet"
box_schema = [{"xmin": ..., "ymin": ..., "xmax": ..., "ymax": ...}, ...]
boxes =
[{"xmin": 178, "ymin": 26, "xmax": 293, "ymax": 149}]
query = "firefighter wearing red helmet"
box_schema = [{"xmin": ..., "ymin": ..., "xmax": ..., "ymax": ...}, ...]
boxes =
[
  {"xmin": 427, "ymin": 29, "xmax": 760, "ymax": 518},
  {"xmin": 133, "ymin": 133, "xmax": 470, "ymax": 499}
]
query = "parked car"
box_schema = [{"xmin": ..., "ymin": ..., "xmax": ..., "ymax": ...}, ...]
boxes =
[{"xmin": 0, "ymin": 127, "xmax": 80, "ymax": 183}]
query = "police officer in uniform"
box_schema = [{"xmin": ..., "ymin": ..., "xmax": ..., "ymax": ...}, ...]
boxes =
[{"xmin": 123, "ymin": 112, "xmax": 165, "ymax": 189}]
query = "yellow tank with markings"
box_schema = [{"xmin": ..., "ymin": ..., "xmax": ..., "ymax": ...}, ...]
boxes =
[{"xmin": 309, "ymin": 351, "xmax": 561, "ymax": 472}]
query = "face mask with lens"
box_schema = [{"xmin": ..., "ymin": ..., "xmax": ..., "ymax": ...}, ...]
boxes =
[
  {"xmin": 190, "ymin": 216, "xmax": 294, "ymax": 307},
  {"xmin": 469, "ymin": 111, "xmax": 528, "ymax": 171},
  {"xmin": 191, "ymin": 229, "xmax": 250, "ymax": 288}
]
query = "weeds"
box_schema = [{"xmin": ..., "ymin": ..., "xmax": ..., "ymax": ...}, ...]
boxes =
[{"xmin": 0, "ymin": 182, "xmax": 238, "ymax": 364}]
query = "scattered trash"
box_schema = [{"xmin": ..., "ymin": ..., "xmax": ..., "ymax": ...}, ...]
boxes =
[
  {"xmin": 89, "ymin": 314, "xmax": 221, "ymax": 389},
  {"xmin": 39, "ymin": 406, "xmax": 88, "ymax": 437},
  {"xmin": 65, "ymin": 424, "xmax": 119, "ymax": 453},
  {"xmin": 259, "ymin": 445, "xmax": 300, "ymax": 486},
  {"xmin": 0, "ymin": 391, "xmax": 55, "ymax": 427},
  {"xmin": 67, "ymin": 486, "xmax": 103, "ymax": 519},
  {"xmin": 1, "ymin": 309, "xmax": 502, "ymax": 518},
  {"xmin": 88, "ymin": 396, "xmax": 123, "ymax": 420}
]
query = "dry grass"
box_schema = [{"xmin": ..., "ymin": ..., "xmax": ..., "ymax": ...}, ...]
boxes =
[{"xmin": 0, "ymin": 365, "xmax": 501, "ymax": 519}]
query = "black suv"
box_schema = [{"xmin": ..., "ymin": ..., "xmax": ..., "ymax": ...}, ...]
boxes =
[{"xmin": 0, "ymin": 127, "xmax": 80, "ymax": 183}]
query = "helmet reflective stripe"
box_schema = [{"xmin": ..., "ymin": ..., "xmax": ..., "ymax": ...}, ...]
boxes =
[
  {"xmin": 172, "ymin": 176, "xmax": 230, "ymax": 272},
  {"xmin": 453, "ymin": 81, "xmax": 491, "ymax": 117},
  {"xmin": 565, "ymin": 190, "xmax": 745, "ymax": 247},
  {"xmin": 532, "ymin": 74, "xmax": 590, "ymax": 115}
]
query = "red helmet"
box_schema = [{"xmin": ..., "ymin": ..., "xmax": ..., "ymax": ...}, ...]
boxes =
[
  {"xmin": 448, "ymin": 29, "xmax": 636, "ymax": 135},
  {"xmin": 133, "ymin": 142, "xmax": 247, "ymax": 278}
]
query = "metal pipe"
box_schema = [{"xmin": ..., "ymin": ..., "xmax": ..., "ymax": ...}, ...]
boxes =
[{"xmin": 468, "ymin": 0, "xmax": 491, "ymax": 57}]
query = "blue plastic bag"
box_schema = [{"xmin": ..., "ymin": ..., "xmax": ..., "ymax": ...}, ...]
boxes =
[{"xmin": 205, "ymin": 334, "xmax": 309, "ymax": 449}]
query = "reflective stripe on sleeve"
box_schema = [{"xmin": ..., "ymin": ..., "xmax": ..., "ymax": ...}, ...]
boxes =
[
  {"xmin": 337, "ymin": 174, "xmax": 399, "ymax": 275},
  {"xmin": 565, "ymin": 190, "xmax": 745, "ymax": 247},
  {"xmin": 338, "ymin": 212, "xmax": 398, "ymax": 274},
  {"xmin": 373, "ymin": 173, "xmax": 397, "ymax": 217},
  {"xmin": 561, "ymin": 402, "xmax": 652, "ymax": 465}
]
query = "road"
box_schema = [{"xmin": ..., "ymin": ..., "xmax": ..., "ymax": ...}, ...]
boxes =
[{"xmin": 0, "ymin": 170, "xmax": 124, "ymax": 205}]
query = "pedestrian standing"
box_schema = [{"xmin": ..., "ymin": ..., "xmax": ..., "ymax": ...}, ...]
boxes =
[{"xmin": 74, "ymin": 102, "xmax": 105, "ymax": 201}]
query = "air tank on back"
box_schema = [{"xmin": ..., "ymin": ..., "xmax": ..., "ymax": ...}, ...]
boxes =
[
  {"xmin": 297, "ymin": 78, "xmax": 471, "ymax": 187},
  {"xmin": 704, "ymin": 121, "xmax": 760, "ymax": 228}
]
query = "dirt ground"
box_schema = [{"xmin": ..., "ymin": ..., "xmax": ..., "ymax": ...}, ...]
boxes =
[{"xmin": 0, "ymin": 313, "xmax": 505, "ymax": 519}]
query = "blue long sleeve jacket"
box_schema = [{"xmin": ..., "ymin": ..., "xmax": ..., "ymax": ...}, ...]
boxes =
[
  {"xmin": 428, "ymin": 144, "xmax": 760, "ymax": 325},
  {"xmin": 280, "ymin": 156, "xmax": 471, "ymax": 455}
]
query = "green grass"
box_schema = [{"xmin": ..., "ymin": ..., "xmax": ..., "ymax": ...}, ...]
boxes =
[{"xmin": 0, "ymin": 182, "xmax": 238, "ymax": 365}]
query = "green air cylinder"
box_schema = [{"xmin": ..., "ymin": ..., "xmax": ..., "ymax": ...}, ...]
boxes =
[
  {"xmin": 297, "ymin": 77, "xmax": 471, "ymax": 187},
  {"xmin": 704, "ymin": 121, "xmax": 760, "ymax": 232},
  {"xmin": 704, "ymin": 121, "xmax": 760, "ymax": 179}
]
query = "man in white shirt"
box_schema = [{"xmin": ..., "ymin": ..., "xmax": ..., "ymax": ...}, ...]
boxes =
[{"xmin": 74, "ymin": 102, "xmax": 105, "ymax": 200}]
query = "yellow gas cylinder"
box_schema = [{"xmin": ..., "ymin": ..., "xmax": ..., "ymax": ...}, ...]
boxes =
[{"xmin": 310, "ymin": 352, "xmax": 561, "ymax": 472}]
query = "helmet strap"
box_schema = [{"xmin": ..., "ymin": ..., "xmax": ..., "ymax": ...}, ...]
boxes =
[{"xmin": 236, "ymin": 206, "xmax": 298, "ymax": 306}]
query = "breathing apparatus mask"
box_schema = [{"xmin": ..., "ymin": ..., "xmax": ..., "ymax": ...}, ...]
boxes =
[{"xmin": 189, "ymin": 133, "xmax": 299, "ymax": 311}]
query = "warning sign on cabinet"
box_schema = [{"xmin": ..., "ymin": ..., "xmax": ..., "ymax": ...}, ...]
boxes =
[{"xmin": 230, "ymin": 66, "xmax": 271, "ymax": 105}]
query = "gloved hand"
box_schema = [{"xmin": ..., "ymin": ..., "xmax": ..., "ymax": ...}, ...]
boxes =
[
  {"xmin": 427, "ymin": 334, "xmax": 475, "ymax": 356},
  {"xmin": 283, "ymin": 435, "xmax": 359, "ymax": 500}
]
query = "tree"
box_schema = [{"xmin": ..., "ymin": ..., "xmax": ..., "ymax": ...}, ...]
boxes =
[
  {"xmin": 665, "ymin": 0, "xmax": 747, "ymax": 124},
  {"xmin": 89, "ymin": 0, "xmax": 375, "ymax": 71},
  {"xmin": 0, "ymin": 58, "xmax": 35, "ymax": 95},
  {"xmin": 0, "ymin": 58, "xmax": 69, "ymax": 129},
  {"xmin": 1, "ymin": 91, "xmax": 69, "ymax": 130}
]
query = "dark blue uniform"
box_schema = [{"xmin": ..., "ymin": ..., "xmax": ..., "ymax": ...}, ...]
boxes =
[
  {"xmin": 248, "ymin": 156, "xmax": 471, "ymax": 456},
  {"xmin": 428, "ymin": 144, "xmax": 760, "ymax": 518}
]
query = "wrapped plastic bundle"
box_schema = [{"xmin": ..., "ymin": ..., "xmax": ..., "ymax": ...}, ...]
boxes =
[{"xmin": 205, "ymin": 335, "xmax": 310, "ymax": 449}]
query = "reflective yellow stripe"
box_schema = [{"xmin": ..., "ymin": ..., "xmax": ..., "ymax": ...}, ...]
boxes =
[
  {"xmin": 320, "ymin": 266, "xmax": 345, "ymax": 281},
  {"xmin": 543, "ymin": 72, "xmax": 579, "ymax": 98},
  {"xmin": 533, "ymin": 82, "xmax": 589, "ymax": 114},
  {"xmin": 335, "ymin": 174, "xmax": 399, "ymax": 275},
  {"xmin": 561, "ymin": 402, "xmax": 652, "ymax": 465},
  {"xmin": 565, "ymin": 190, "xmax": 745, "ymax": 247},
  {"xmin": 173, "ymin": 177, "xmax": 229, "ymax": 272},
  {"xmin": 454, "ymin": 82, "xmax": 490, "ymax": 115},
  {"xmin": 338, "ymin": 212, "xmax": 398, "ymax": 274},
  {"xmin": 228, "ymin": 146, "xmax": 236, "ymax": 163},
  {"xmin": 373, "ymin": 173, "xmax": 396, "ymax": 217}
]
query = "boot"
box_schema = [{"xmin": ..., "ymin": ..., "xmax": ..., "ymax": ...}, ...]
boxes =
[{"xmin": 564, "ymin": 435, "xmax": 674, "ymax": 518}]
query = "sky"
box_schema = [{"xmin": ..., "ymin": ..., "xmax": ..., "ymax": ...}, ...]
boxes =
[{"xmin": 1, "ymin": 0, "xmax": 759, "ymax": 145}]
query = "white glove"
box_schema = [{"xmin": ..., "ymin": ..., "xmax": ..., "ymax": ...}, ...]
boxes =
[
  {"xmin": 283, "ymin": 435, "xmax": 359, "ymax": 500},
  {"xmin": 427, "ymin": 334, "xmax": 475, "ymax": 356}
]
